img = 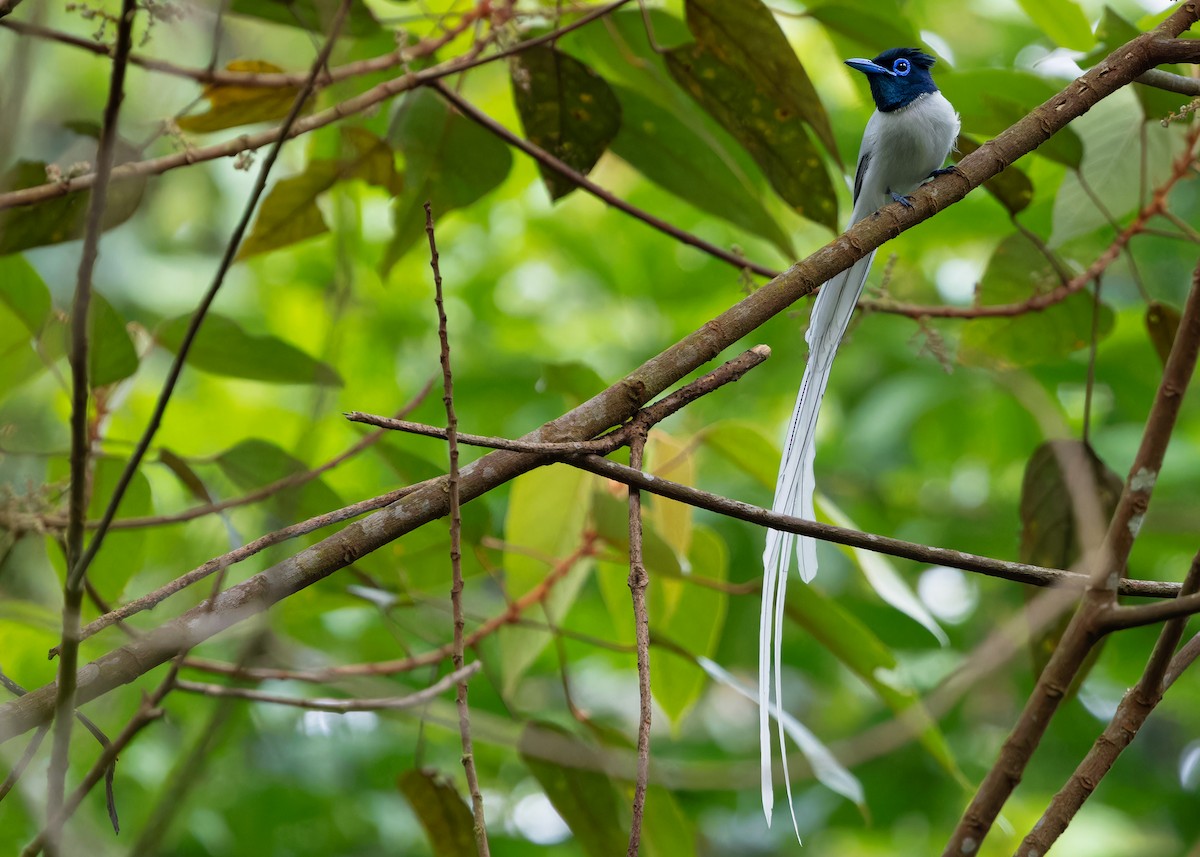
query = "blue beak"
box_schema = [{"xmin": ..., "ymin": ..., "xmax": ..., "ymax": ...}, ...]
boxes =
[{"xmin": 845, "ymin": 58, "xmax": 892, "ymax": 76}]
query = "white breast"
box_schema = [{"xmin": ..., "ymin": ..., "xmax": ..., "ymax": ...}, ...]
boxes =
[{"xmin": 851, "ymin": 92, "xmax": 960, "ymax": 222}]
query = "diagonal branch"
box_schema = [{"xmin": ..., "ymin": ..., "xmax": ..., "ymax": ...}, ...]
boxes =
[{"xmin": 2, "ymin": 6, "xmax": 1197, "ymax": 745}]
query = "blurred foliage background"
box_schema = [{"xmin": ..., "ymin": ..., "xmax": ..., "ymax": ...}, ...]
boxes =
[{"xmin": 2, "ymin": 0, "xmax": 1200, "ymax": 853}]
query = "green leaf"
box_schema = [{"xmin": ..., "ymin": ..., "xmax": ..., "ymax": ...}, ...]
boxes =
[
  {"xmin": 510, "ymin": 46, "xmax": 622, "ymax": 200},
  {"xmin": 701, "ymin": 420, "xmax": 778, "ymax": 489},
  {"xmin": 31, "ymin": 290, "xmax": 138, "ymax": 389},
  {"xmin": 784, "ymin": 584, "xmax": 964, "ymax": 782},
  {"xmin": 239, "ymin": 128, "xmax": 401, "ymax": 258},
  {"xmin": 645, "ymin": 430, "xmax": 694, "ymax": 562},
  {"xmin": 214, "ymin": 438, "xmax": 344, "ymax": 521},
  {"xmin": 654, "ymin": 528, "xmax": 728, "ymax": 728},
  {"xmin": 383, "ymin": 89, "xmax": 512, "ymax": 272},
  {"xmin": 178, "ymin": 61, "xmax": 302, "ymax": 134},
  {"xmin": 0, "ymin": 303, "xmax": 47, "ymax": 395},
  {"xmin": 538, "ymin": 360, "xmax": 607, "ymax": 407},
  {"xmin": 805, "ymin": 2, "xmax": 921, "ymax": 53},
  {"xmin": 1020, "ymin": 440, "xmax": 1123, "ymax": 569},
  {"xmin": 684, "ymin": 0, "xmax": 838, "ymax": 158},
  {"xmin": 156, "ymin": 313, "xmax": 342, "ymax": 386},
  {"xmin": 1016, "ymin": 0, "xmax": 1094, "ymax": 51},
  {"xmin": 956, "ymin": 134, "xmax": 1033, "ymax": 215},
  {"xmin": 86, "ymin": 455, "xmax": 153, "ymax": 599},
  {"xmin": 609, "ymin": 84, "xmax": 794, "ymax": 258},
  {"xmin": 88, "ymin": 291, "xmax": 139, "ymax": 388},
  {"xmin": 0, "ymin": 146, "xmax": 147, "ymax": 256},
  {"xmin": 959, "ymin": 234, "xmax": 1113, "ymax": 368},
  {"xmin": 0, "ymin": 257, "xmax": 53, "ymax": 394},
  {"xmin": 938, "ymin": 71, "xmax": 1084, "ymax": 168},
  {"xmin": 641, "ymin": 785, "xmax": 698, "ymax": 857},
  {"xmin": 499, "ymin": 465, "xmax": 594, "ymax": 696},
  {"xmin": 227, "ymin": 0, "xmax": 381, "ymax": 38},
  {"xmin": 518, "ymin": 723, "xmax": 626, "ymax": 857},
  {"xmin": 665, "ymin": 0, "xmax": 839, "ymax": 229},
  {"xmin": 818, "ymin": 494, "xmax": 946, "ymax": 646},
  {"xmin": 397, "ymin": 769, "xmax": 476, "ymax": 857},
  {"xmin": 592, "ymin": 488, "xmax": 683, "ymax": 580},
  {"xmin": 0, "ymin": 256, "xmax": 52, "ymax": 334},
  {"xmin": 158, "ymin": 448, "xmax": 215, "ymax": 505},
  {"xmin": 1146, "ymin": 301, "xmax": 1181, "ymax": 367}
]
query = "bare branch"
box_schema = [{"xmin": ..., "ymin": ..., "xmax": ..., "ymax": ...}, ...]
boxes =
[
  {"xmin": 431, "ymin": 80, "xmax": 778, "ymax": 279},
  {"xmin": 626, "ymin": 428, "xmax": 651, "ymax": 857},
  {"xmin": 426, "ymin": 202, "xmax": 491, "ymax": 856},
  {"xmin": 175, "ymin": 662, "xmax": 481, "ymax": 712},
  {"xmin": 563, "ymin": 453, "xmax": 1178, "ymax": 598},
  {"xmin": 48, "ymin": 0, "xmax": 138, "ymax": 834}
]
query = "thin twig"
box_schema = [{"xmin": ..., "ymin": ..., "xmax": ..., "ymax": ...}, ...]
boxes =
[
  {"xmin": 429, "ymin": 80, "xmax": 778, "ymax": 279},
  {"xmin": 563, "ymin": 454, "xmax": 1178, "ymax": 598},
  {"xmin": 1137, "ymin": 68, "xmax": 1200, "ymax": 95},
  {"xmin": 60, "ymin": 481, "xmax": 433, "ymax": 651},
  {"xmin": 347, "ymin": 344, "xmax": 770, "ymax": 457},
  {"xmin": 47, "ymin": 0, "xmax": 137, "ymax": 836},
  {"xmin": 184, "ymin": 534, "xmax": 599, "ymax": 683},
  {"xmin": 426, "ymin": 202, "xmax": 491, "ymax": 856},
  {"xmin": 23, "ymin": 661, "xmax": 181, "ymax": 857},
  {"xmin": 625, "ymin": 428, "xmax": 652, "ymax": 857},
  {"xmin": 1082, "ymin": 276, "xmax": 1103, "ymax": 444},
  {"xmin": 175, "ymin": 662, "xmax": 481, "ymax": 711}
]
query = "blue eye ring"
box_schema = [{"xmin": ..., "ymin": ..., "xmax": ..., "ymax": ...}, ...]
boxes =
[{"xmin": 894, "ymin": 58, "xmax": 911, "ymax": 76}]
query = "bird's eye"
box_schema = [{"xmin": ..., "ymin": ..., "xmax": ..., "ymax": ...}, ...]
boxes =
[{"xmin": 894, "ymin": 58, "xmax": 911, "ymax": 75}]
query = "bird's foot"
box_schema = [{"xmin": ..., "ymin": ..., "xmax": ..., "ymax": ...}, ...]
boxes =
[
  {"xmin": 929, "ymin": 164, "xmax": 963, "ymax": 179},
  {"xmin": 889, "ymin": 191, "xmax": 915, "ymax": 208}
]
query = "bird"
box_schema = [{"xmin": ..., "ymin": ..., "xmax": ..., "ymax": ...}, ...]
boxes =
[{"xmin": 759, "ymin": 47, "xmax": 960, "ymax": 831}]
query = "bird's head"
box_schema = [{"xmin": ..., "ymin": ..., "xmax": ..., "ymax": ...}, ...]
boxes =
[{"xmin": 844, "ymin": 48, "xmax": 939, "ymax": 113}]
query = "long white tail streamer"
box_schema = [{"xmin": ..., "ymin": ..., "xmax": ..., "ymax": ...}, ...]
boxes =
[
  {"xmin": 759, "ymin": 184, "xmax": 880, "ymax": 828},
  {"xmin": 699, "ymin": 656, "xmax": 865, "ymax": 847}
]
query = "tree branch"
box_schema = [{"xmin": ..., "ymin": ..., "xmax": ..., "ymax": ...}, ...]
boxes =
[
  {"xmin": 174, "ymin": 662, "xmax": 480, "ymax": 712},
  {"xmin": 48, "ymin": 0, "xmax": 137, "ymax": 836},
  {"xmin": 625, "ymin": 428, "xmax": 651, "ymax": 857}
]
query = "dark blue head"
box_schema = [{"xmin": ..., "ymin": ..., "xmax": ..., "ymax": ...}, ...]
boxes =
[{"xmin": 845, "ymin": 48, "xmax": 939, "ymax": 113}]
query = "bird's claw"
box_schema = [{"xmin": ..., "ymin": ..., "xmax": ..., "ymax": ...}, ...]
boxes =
[
  {"xmin": 928, "ymin": 165, "xmax": 962, "ymax": 179},
  {"xmin": 890, "ymin": 191, "xmax": 914, "ymax": 208}
]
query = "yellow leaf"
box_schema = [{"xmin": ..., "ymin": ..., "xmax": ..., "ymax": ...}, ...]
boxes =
[{"xmin": 179, "ymin": 60, "xmax": 303, "ymax": 134}]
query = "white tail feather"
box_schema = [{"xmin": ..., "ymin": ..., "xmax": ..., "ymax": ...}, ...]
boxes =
[{"xmin": 759, "ymin": 246, "xmax": 876, "ymax": 829}]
